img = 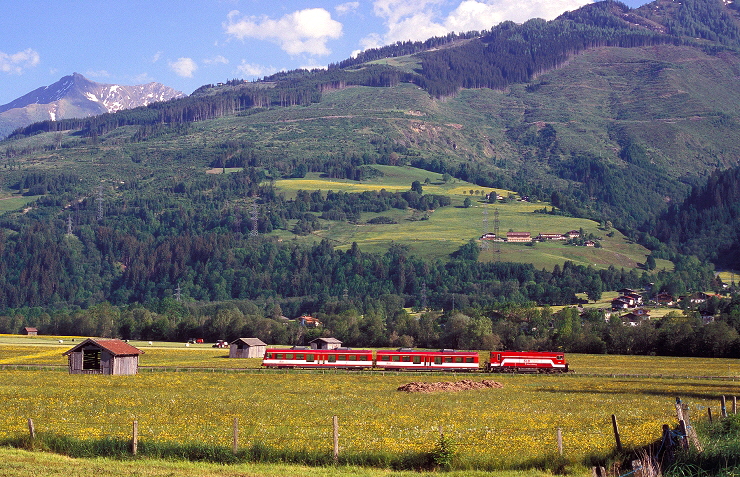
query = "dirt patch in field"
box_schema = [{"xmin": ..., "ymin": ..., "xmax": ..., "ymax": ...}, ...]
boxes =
[{"xmin": 397, "ymin": 379, "xmax": 503, "ymax": 393}]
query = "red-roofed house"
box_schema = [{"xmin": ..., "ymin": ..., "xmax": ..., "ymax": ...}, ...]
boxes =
[
  {"xmin": 506, "ymin": 232, "xmax": 531, "ymax": 243},
  {"xmin": 63, "ymin": 338, "xmax": 144, "ymax": 375}
]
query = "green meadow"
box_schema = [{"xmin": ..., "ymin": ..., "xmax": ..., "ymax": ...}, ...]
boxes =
[{"xmin": 273, "ymin": 166, "xmax": 658, "ymax": 271}]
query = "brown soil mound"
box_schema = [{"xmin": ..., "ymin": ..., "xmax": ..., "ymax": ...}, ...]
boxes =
[{"xmin": 397, "ymin": 379, "xmax": 504, "ymax": 393}]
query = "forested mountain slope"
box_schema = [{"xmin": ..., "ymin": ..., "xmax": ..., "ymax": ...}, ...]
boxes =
[{"xmin": 0, "ymin": 0, "xmax": 737, "ymax": 316}]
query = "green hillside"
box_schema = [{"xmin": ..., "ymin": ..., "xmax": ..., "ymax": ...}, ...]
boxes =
[{"xmin": 0, "ymin": 0, "xmax": 734, "ymax": 314}]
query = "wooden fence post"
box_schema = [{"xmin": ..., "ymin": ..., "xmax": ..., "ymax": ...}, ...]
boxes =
[
  {"xmin": 557, "ymin": 427, "xmax": 563, "ymax": 456},
  {"xmin": 131, "ymin": 420, "xmax": 138, "ymax": 455},
  {"xmin": 678, "ymin": 420, "xmax": 689, "ymax": 450},
  {"xmin": 333, "ymin": 415, "xmax": 339, "ymax": 462},
  {"xmin": 27, "ymin": 418, "xmax": 35, "ymax": 440},
  {"xmin": 611, "ymin": 414, "xmax": 622, "ymax": 452},
  {"xmin": 734, "ymin": 396, "xmax": 737, "ymax": 415},
  {"xmin": 233, "ymin": 418, "xmax": 238, "ymax": 454},
  {"xmin": 721, "ymin": 396, "xmax": 728, "ymax": 418},
  {"xmin": 708, "ymin": 407, "xmax": 713, "ymax": 423}
]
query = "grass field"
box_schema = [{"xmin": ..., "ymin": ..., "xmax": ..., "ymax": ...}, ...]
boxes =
[
  {"xmin": 272, "ymin": 166, "xmax": 659, "ymax": 270},
  {"xmin": 0, "ymin": 447, "xmax": 571, "ymax": 477},
  {"xmin": 2, "ymin": 336, "xmax": 740, "ymax": 474}
]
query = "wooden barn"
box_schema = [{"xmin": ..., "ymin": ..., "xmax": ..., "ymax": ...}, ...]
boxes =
[
  {"xmin": 23, "ymin": 327, "xmax": 38, "ymax": 336},
  {"xmin": 63, "ymin": 338, "xmax": 143, "ymax": 375},
  {"xmin": 229, "ymin": 338, "xmax": 267, "ymax": 358},
  {"xmin": 309, "ymin": 337, "xmax": 342, "ymax": 350}
]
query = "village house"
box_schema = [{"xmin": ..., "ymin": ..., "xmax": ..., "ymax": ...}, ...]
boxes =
[
  {"xmin": 655, "ymin": 292, "xmax": 676, "ymax": 306},
  {"xmin": 480, "ymin": 233, "xmax": 497, "ymax": 240},
  {"xmin": 229, "ymin": 338, "xmax": 267, "ymax": 358},
  {"xmin": 63, "ymin": 338, "xmax": 143, "ymax": 375},
  {"xmin": 300, "ymin": 315, "xmax": 323, "ymax": 327},
  {"xmin": 537, "ymin": 233, "xmax": 566, "ymax": 241},
  {"xmin": 621, "ymin": 310, "xmax": 650, "ymax": 326},
  {"xmin": 23, "ymin": 327, "xmax": 38, "ymax": 336},
  {"xmin": 565, "ymin": 230, "xmax": 581, "ymax": 239},
  {"xmin": 506, "ymin": 232, "xmax": 531, "ymax": 243}
]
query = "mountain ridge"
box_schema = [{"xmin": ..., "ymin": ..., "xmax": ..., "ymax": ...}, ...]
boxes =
[{"xmin": 0, "ymin": 73, "xmax": 184, "ymax": 138}]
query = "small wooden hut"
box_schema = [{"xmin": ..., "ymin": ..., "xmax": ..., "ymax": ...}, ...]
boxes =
[
  {"xmin": 309, "ymin": 337, "xmax": 342, "ymax": 350},
  {"xmin": 63, "ymin": 338, "xmax": 143, "ymax": 375},
  {"xmin": 229, "ymin": 338, "xmax": 267, "ymax": 358},
  {"xmin": 23, "ymin": 327, "xmax": 38, "ymax": 336}
]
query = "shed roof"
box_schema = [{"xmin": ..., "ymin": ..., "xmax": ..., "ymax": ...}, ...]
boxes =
[
  {"xmin": 309, "ymin": 337, "xmax": 342, "ymax": 344},
  {"xmin": 230, "ymin": 338, "xmax": 267, "ymax": 347},
  {"xmin": 24, "ymin": 327, "xmax": 38, "ymax": 332},
  {"xmin": 63, "ymin": 338, "xmax": 144, "ymax": 356}
]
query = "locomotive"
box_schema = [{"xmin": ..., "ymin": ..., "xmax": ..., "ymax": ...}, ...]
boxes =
[
  {"xmin": 488, "ymin": 351, "xmax": 569, "ymax": 373},
  {"xmin": 262, "ymin": 347, "xmax": 569, "ymax": 373}
]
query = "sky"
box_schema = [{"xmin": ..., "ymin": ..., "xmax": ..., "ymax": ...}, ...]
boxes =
[{"xmin": 0, "ymin": 0, "xmax": 651, "ymax": 105}]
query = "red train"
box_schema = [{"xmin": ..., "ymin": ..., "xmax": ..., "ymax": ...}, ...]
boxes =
[
  {"xmin": 262, "ymin": 347, "xmax": 568, "ymax": 373},
  {"xmin": 488, "ymin": 351, "xmax": 569, "ymax": 373}
]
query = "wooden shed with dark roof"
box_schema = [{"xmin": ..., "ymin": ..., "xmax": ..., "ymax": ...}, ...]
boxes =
[
  {"xmin": 309, "ymin": 337, "xmax": 343, "ymax": 350},
  {"xmin": 229, "ymin": 338, "xmax": 267, "ymax": 358},
  {"xmin": 63, "ymin": 338, "xmax": 144, "ymax": 375}
]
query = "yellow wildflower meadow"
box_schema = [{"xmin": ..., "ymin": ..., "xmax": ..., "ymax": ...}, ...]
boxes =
[{"xmin": 2, "ymin": 369, "xmax": 739, "ymax": 467}]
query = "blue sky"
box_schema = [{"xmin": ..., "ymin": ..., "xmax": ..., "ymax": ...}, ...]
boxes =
[{"xmin": 1, "ymin": 0, "xmax": 650, "ymax": 105}]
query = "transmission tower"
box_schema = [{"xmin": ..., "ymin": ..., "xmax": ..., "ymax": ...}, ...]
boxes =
[
  {"xmin": 481, "ymin": 207, "xmax": 489, "ymax": 252},
  {"xmin": 421, "ymin": 282, "xmax": 428, "ymax": 311},
  {"xmin": 96, "ymin": 185, "xmax": 104, "ymax": 222},
  {"xmin": 66, "ymin": 214, "xmax": 73, "ymax": 235},
  {"xmin": 175, "ymin": 284, "xmax": 182, "ymax": 302},
  {"xmin": 249, "ymin": 197, "xmax": 259, "ymax": 238},
  {"xmin": 493, "ymin": 208, "xmax": 501, "ymax": 262}
]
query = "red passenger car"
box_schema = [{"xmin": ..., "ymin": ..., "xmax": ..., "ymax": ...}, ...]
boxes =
[
  {"xmin": 488, "ymin": 351, "xmax": 569, "ymax": 373},
  {"xmin": 375, "ymin": 348, "xmax": 479, "ymax": 371},
  {"xmin": 262, "ymin": 347, "xmax": 373, "ymax": 369}
]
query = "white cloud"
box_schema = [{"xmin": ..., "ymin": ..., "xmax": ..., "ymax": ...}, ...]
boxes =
[
  {"xmin": 336, "ymin": 2, "xmax": 360, "ymax": 15},
  {"xmin": 204, "ymin": 55, "xmax": 229, "ymax": 65},
  {"xmin": 236, "ymin": 61, "xmax": 277, "ymax": 78},
  {"xmin": 0, "ymin": 48, "xmax": 40, "ymax": 74},
  {"xmin": 169, "ymin": 57, "xmax": 198, "ymax": 77},
  {"xmin": 224, "ymin": 8, "xmax": 343, "ymax": 56},
  {"xmin": 152, "ymin": 51, "xmax": 163, "ymax": 63},
  {"xmin": 364, "ymin": 0, "xmax": 591, "ymax": 47},
  {"xmin": 445, "ymin": 0, "xmax": 592, "ymax": 31}
]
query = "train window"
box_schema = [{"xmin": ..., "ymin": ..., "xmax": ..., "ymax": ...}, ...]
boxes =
[
  {"xmin": 401, "ymin": 356, "xmax": 411, "ymax": 362},
  {"xmin": 276, "ymin": 354, "xmax": 284, "ymax": 359},
  {"xmin": 296, "ymin": 354, "xmax": 304, "ymax": 360},
  {"xmin": 286, "ymin": 354, "xmax": 294, "ymax": 359},
  {"xmin": 328, "ymin": 355, "xmax": 336, "ymax": 363},
  {"xmin": 362, "ymin": 355, "xmax": 371, "ymax": 361},
  {"xmin": 413, "ymin": 356, "xmax": 421, "ymax": 364},
  {"xmin": 336, "ymin": 355, "xmax": 345, "ymax": 361},
  {"xmin": 306, "ymin": 354, "xmax": 314, "ymax": 362},
  {"xmin": 454, "ymin": 357, "xmax": 462, "ymax": 363},
  {"xmin": 557, "ymin": 355, "xmax": 563, "ymax": 360},
  {"xmin": 266, "ymin": 353, "xmax": 273, "ymax": 359},
  {"xmin": 444, "ymin": 357, "xmax": 453, "ymax": 363},
  {"xmin": 392, "ymin": 356, "xmax": 400, "ymax": 362},
  {"xmin": 434, "ymin": 357, "xmax": 442, "ymax": 365},
  {"xmin": 497, "ymin": 354, "xmax": 502, "ymax": 361},
  {"xmin": 379, "ymin": 355, "xmax": 389, "ymax": 361},
  {"xmin": 465, "ymin": 357, "xmax": 474, "ymax": 363},
  {"xmin": 349, "ymin": 355, "xmax": 356, "ymax": 361}
]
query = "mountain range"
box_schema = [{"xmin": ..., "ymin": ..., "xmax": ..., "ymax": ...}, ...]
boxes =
[{"xmin": 0, "ymin": 73, "xmax": 184, "ymax": 139}]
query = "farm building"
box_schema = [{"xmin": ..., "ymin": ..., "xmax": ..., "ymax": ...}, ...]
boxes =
[
  {"xmin": 506, "ymin": 232, "xmax": 531, "ymax": 243},
  {"xmin": 23, "ymin": 327, "xmax": 38, "ymax": 336},
  {"xmin": 229, "ymin": 338, "xmax": 267, "ymax": 358},
  {"xmin": 309, "ymin": 337, "xmax": 343, "ymax": 350},
  {"xmin": 63, "ymin": 338, "xmax": 144, "ymax": 375}
]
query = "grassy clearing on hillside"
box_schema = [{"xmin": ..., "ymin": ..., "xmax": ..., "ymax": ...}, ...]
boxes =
[
  {"xmin": 0, "ymin": 195, "xmax": 41, "ymax": 213},
  {"xmin": 274, "ymin": 167, "xmax": 656, "ymax": 270}
]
